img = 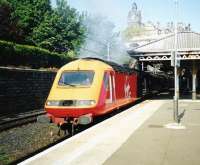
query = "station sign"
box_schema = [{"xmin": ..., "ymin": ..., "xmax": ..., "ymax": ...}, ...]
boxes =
[{"xmin": 171, "ymin": 51, "xmax": 180, "ymax": 67}]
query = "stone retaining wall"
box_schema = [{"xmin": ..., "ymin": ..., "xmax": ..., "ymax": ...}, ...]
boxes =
[{"xmin": 0, "ymin": 67, "xmax": 56, "ymax": 115}]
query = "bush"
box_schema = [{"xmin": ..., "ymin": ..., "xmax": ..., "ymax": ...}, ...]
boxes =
[{"xmin": 0, "ymin": 40, "xmax": 73, "ymax": 68}]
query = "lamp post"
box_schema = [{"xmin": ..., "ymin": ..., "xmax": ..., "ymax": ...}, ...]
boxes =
[
  {"xmin": 106, "ymin": 32, "xmax": 120, "ymax": 61},
  {"xmin": 166, "ymin": 0, "xmax": 186, "ymax": 129},
  {"xmin": 173, "ymin": 0, "xmax": 179, "ymax": 122},
  {"xmin": 107, "ymin": 42, "xmax": 111, "ymax": 61}
]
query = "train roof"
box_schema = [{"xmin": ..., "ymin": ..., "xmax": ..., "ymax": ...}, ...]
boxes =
[
  {"xmin": 82, "ymin": 57, "xmax": 137, "ymax": 75},
  {"xmin": 81, "ymin": 58, "xmax": 170, "ymax": 79}
]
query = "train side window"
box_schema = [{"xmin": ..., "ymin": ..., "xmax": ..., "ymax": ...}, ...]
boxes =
[{"xmin": 103, "ymin": 73, "xmax": 109, "ymax": 90}]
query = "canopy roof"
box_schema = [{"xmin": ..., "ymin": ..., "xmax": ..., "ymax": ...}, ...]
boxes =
[
  {"xmin": 128, "ymin": 32, "xmax": 200, "ymax": 62},
  {"xmin": 129, "ymin": 32, "xmax": 200, "ymax": 54}
]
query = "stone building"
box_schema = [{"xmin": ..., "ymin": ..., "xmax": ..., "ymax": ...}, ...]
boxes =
[
  {"xmin": 126, "ymin": 2, "xmax": 191, "ymax": 48},
  {"xmin": 127, "ymin": 2, "xmax": 142, "ymax": 27}
]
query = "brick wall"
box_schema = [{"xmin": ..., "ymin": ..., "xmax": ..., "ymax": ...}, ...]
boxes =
[{"xmin": 0, "ymin": 67, "xmax": 56, "ymax": 115}]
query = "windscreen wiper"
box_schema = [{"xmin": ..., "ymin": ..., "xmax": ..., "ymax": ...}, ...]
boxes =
[{"xmin": 60, "ymin": 82, "xmax": 76, "ymax": 87}]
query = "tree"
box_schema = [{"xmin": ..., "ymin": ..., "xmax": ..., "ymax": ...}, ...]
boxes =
[
  {"xmin": 8, "ymin": 0, "xmax": 51, "ymax": 43},
  {"xmin": 0, "ymin": 0, "xmax": 12, "ymax": 40},
  {"xmin": 30, "ymin": 0, "xmax": 85, "ymax": 54},
  {"xmin": 0, "ymin": 0, "xmax": 20, "ymax": 41},
  {"xmin": 0, "ymin": 0, "xmax": 85, "ymax": 57}
]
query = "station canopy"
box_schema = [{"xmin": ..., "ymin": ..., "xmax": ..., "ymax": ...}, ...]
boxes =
[{"xmin": 128, "ymin": 31, "xmax": 200, "ymax": 73}]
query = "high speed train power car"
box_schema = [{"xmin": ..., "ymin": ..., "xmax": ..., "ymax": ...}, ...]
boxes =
[
  {"xmin": 45, "ymin": 58, "xmax": 138, "ymax": 126},
  {"xmin": 44, "ymin": 58, "xmax": 170, "ymax": 132}
]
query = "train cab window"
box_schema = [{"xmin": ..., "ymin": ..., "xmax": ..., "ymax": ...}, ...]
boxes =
[{"xmin": 58, "ymin": 71, "xmax": 94, "ymax": 87}]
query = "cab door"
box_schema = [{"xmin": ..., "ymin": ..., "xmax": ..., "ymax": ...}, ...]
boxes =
[{"xmin": 104, "ymin": 71, "xmax": 116, "ymax": 104}]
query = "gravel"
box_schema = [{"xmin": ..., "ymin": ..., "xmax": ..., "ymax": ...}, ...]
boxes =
[{"xmin": 0, "ymin": 122, "xmax": 66, "ymax": 165}]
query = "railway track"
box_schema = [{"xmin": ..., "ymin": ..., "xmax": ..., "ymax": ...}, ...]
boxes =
[
  {"xmin": 0, "ymin": 92, "xmax": 160, "ymax": 164},
  {"xmin": 0, "ymin": 91, "xmax": 158, "ymax": 133},
  {"xmin": 0, "ymin": 110, "xmax": 46, "ymax": 132},
  {"xmin": 14, "ymin": 98, "xmax": 153, "ymax": 164}
]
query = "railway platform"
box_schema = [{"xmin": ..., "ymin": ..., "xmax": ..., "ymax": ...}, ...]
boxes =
[{"xmin": 19, "ymin": 99, "xmax": 200, "ymax": 165}]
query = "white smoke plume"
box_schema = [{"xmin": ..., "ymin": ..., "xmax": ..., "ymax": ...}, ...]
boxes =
[{"xmin": 79, "ymin": 13, "xmax": 131, "ymax": 65}]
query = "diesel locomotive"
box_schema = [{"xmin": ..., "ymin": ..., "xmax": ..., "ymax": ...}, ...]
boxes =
[{"xmin": 44, "ymin": 58, "xmax": 168, "ymax": 131}]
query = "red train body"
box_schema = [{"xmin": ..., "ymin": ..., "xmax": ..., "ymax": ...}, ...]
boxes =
[{"xmin": 44, "ymin": 58, "xmax": 167, "ymax": 127}]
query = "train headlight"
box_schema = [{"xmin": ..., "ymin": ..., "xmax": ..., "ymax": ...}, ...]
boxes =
[
  {"xmin": 75, "ymin": 100, "xmax": 96, "ymax": 106},
  {"xmin": 46, "ymin": 100, "xmax": 60, "ymax": 106}
]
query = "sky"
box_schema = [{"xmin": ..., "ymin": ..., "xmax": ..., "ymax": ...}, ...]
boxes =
[{"xmin": 54, "ymin": 0, "xmax": 200, "ymax": 32}]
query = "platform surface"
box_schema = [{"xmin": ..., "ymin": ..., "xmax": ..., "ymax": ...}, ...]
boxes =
[{"xmin": 19, "ymin": 99, "xmax": 200, "ymax": 165}]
